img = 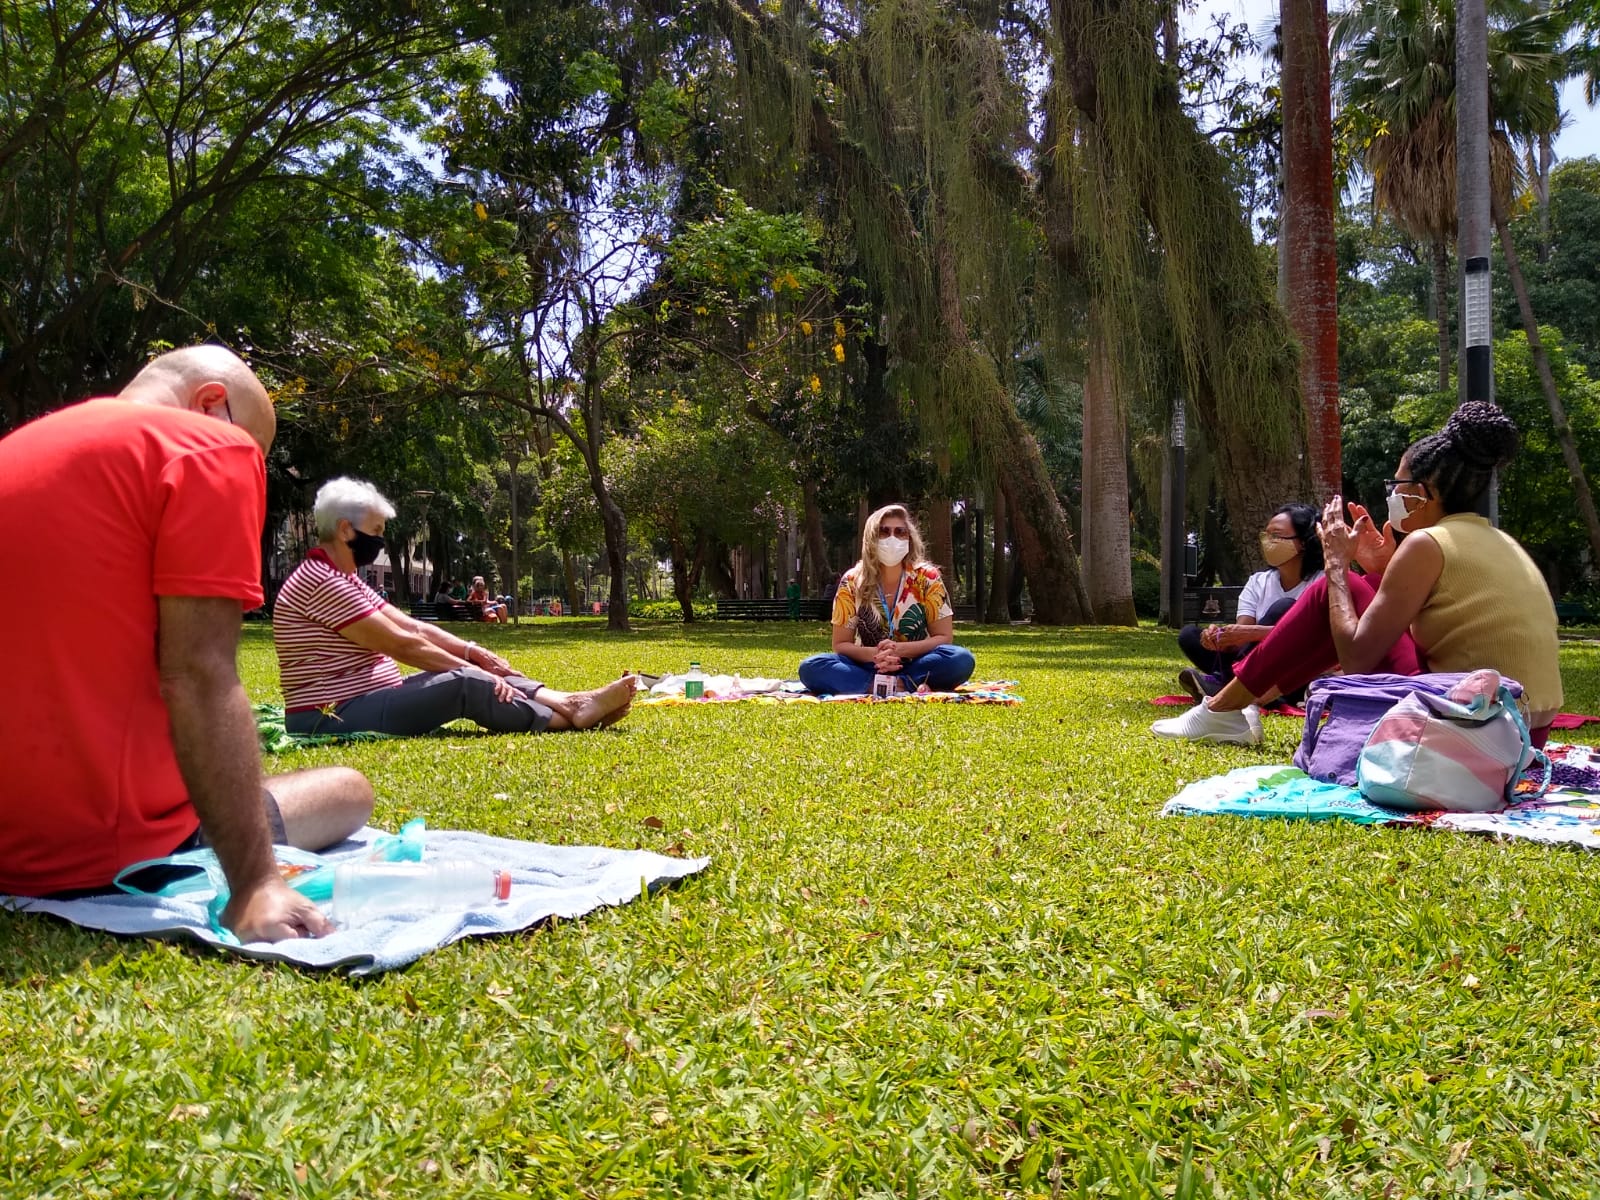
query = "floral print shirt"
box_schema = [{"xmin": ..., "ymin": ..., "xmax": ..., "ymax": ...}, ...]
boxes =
[{"xmin": 831, "ymin": 563, "xmax": 953, "ymax": 645}]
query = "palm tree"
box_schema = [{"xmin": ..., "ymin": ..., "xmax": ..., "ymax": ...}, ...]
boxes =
[
  {"xmin": 1331, "ymin": 0, "xmax": 1600, "ymax": 564},
  {"xmin": 1282, "ymin": 0, "xmax": 1342, "ymax": 500}
]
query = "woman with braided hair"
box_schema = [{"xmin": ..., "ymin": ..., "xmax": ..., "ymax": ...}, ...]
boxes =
[{"xmin": 1153, "ymin": 402, "xmax": 1563, "ymax": 745}]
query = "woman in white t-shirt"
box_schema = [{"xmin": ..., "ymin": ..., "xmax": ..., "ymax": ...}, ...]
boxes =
[{"xmin": 1176, "ymin": 503, "xmax": 1323, "ymax": 701}]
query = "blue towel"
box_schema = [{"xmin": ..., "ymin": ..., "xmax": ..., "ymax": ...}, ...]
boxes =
[{"xmin": 0, "ymin": 827, "xmax": 710, "ymax": 975}]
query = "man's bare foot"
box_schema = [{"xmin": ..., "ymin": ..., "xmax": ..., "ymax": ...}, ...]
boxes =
[{"xmin": 567, "ymin": 675, "xmax": 638, "ymax": 730}]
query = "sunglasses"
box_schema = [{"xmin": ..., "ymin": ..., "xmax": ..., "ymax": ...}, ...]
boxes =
[{"xmin": 878, "ymin": 524, "xmax": 910, "ymax": 538}]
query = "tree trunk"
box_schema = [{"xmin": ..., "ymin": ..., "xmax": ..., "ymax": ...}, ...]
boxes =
[
  {"xmin": 986, "ymin": 483, "xmax": 1010, "ymax": 624},
  {"xmin": 561, "ymin": 553, "xmax": 580, "ymax": 614},
  {"xmin": 598, "ymin": 491, "xmax": 630, "ymax": 631},
  {"xmin": 1495, "ymin": 215, "xmax": 1600, "ymax": 566},
  {"xmin": 1432, "ymin": 237, "xmax": 1452, "ymax": 391},
  {"xmin": 670, "ymin": 537, "xmax": 697, "ymax": 623},
  {"xmin": 1080, "ymin": 334, "xmax": 1137, "ymax": 624},
  {"xmin": 802, "ymin": 479, "xmax": 829, "ymax": 594},
  {"xmin": 924, "ymin": 490, "xmax": 954, "ymax": 575},
  {"xmin": 1280, "ymin": 0, "xmax": 1340, "ymax": 498}
]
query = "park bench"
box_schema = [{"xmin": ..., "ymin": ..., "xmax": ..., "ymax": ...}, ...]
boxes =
[
  {"xmin": 713, "ymin": 598, "xmax": 831, "ymax": 621},
  {"xmin": 1555, "ymin": 599, "xmax": 1597, "ymax": 626},
  {"xmin": 408, "ymin": 600, "xmax": 486, "ymax": 623},
  {"xmin": 1181, "ymin": 586, "xmax": 1244, "ymax": 625}
]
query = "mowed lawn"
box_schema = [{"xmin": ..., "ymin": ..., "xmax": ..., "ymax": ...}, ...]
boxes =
[{"xmin": 5, "ymin": 620, "xmax": 1600, "ymax": 1198}]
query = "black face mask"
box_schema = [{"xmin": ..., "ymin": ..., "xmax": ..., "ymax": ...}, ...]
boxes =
[{"xmin": 347, "ymin": 529, "xmax": 385, "ymax": 568}]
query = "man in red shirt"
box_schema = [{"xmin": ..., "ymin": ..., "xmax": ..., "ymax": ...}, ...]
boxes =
[{"xmin": 0, "ymin": 346, "xmax": 373, "ymax": 943}]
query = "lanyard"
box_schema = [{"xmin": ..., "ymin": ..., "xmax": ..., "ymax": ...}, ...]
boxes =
[{"xmin": 877, "ymin": 576, "xmax": 902, "ymax": 636}]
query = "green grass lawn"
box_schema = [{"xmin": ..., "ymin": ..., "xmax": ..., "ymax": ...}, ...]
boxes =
[{"xmin": 5, "ymin": 621, "xmax": 1600, "ymax": 1198}]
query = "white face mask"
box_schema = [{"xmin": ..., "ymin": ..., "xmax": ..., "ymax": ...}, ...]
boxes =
[
  {"xmin": 1387, "ymin": 489, "xmax": 1420, "ymax": 532},
  {"xmin": 876, "ymin": 536, "xmax": 910, "ymax": 566}
]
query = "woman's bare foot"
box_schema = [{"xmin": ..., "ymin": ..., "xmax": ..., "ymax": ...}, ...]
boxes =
[{"xmin": 566, "ymin": 675, "xmax": 638, "ymax": 730}]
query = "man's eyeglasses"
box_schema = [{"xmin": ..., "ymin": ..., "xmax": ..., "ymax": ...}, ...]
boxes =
[
  {"xmin": 879, "ymin": 524, "xmax": 910, "ymax": 538},
  {"xmin": 1383, "ymin": 478, "xmax": 1431, "ymax": 496}
]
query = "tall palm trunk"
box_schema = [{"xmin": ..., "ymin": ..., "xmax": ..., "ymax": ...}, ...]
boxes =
[
  {"xmin": 1432, "ymin": 238, "xmax": 1452, "ymax": 391},
  {"xmin": 1495, "ymin": 214, "xmax": 1600, "ymax": 565},
  {"xmin": 1080, "ymin": 333, "xmax": 1137, "ymax": 624},
  {"xmin": 1281, "ymin": 0, "xmax": 1341, "ymax": 497}
]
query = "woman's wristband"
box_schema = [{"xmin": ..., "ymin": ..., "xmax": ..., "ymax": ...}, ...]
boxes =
[{"xmin": 463, "ymin": 641, "xmax": 480, "ymax": 663}]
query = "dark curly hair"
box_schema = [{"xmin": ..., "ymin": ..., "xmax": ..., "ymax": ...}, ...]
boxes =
[
  {"xmin": 1403, "ymin": 401, "xmax": 1520, "ymax": 514},
  {"xmin": 1272, "ymin": 503, "xmax": 1324, "ymax": 575}
]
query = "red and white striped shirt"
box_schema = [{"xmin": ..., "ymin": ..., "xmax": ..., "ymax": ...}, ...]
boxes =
[{"xmin": 273, "ymin": 548, "xmax": 404, "ymax": 711}]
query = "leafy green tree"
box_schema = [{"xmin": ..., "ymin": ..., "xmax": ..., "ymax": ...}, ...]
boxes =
[
  {"xmin": 0, "ymin": 0, "xmax": 485, "ymax": 428},
  {"xmin": 1333, "ymin": 0, "xmax": 1600, "ymax": 566}
]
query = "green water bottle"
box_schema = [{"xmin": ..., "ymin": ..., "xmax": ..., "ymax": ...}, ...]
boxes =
[{"xmin": 685, "ymin": 661, "xmax": 705, "ymax": 699}]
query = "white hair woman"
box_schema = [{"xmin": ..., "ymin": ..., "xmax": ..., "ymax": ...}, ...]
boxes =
[
  {"xmin": 797, "ymin": 502, "xmax": 975, "ymax": 695},
  {"xmin": 272, "ymin": 476, "xmax": 635, "ymax": 736}
]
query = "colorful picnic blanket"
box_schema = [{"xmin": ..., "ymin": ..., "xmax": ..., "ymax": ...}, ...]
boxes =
[
  {"xmin": 1161, "ymin": 742, "xmax": 1600, "ymax": 848},
  {"xmin": 636, "ymin": 678, "xmax": 1023, "ymax": 707}
]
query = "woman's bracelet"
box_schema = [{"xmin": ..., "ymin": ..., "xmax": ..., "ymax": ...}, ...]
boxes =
[{"xmin": 463, "ymin": 641, "xmax": 480, "ymax": 662}]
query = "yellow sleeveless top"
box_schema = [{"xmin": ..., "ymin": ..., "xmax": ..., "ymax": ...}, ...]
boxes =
[{"xmin": 1411, "ymin": 514, "xmax": 1563, "ymax": 717}]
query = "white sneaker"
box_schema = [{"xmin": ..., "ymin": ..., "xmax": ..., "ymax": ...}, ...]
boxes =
[{"xmin": 1150, "ymin": 702, "xmax": 1263, "ymax": 746}]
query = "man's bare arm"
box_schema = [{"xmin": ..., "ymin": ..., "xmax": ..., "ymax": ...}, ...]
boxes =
[{"xmin": 157, "ymin": 596, "xmax": 331, "ymax": 942}]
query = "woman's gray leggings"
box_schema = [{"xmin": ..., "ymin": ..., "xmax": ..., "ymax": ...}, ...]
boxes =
[{"xmin": 284, "ymin": 668, "xmax": 553, "ymax": 736}]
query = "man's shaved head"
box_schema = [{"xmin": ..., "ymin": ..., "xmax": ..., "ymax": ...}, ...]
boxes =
[{"xmin": 120, "ymin": 345, "xmax": 276, "ymax": 453}]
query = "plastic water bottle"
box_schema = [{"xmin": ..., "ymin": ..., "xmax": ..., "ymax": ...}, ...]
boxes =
[
  {"xmin": 685, "ymin": 661, "xmax": 705, "ymax": 699},
  {"xmin": 329, "ymin": 861, "xmax": 512, "ymax": 928}
]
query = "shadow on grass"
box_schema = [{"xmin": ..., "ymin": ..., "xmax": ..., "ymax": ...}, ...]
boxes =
[{"xmin": 0, "ymin": 902, "xmax": 171, "ymax": 981}]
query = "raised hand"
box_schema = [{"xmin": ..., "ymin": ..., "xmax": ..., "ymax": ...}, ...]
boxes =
[{"xmin": 1346, "ymin": 500, "xmax": 1396, "ymax": 576}]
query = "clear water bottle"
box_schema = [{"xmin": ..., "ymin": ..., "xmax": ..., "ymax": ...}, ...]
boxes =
[
  {"xmin": 329, "ymin": 861, "xmax": 512, "ymax": 928},
  {"xmin": 684, "ymin": 660, "xmax": 705, "ymax": 699}
]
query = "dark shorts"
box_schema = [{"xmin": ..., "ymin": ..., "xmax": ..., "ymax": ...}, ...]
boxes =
[
  {"xmin": 41, "ymin": 789, "xmax": 287, "ymax": 900},
  {"xmin": 167, "ymin": 788, "xmax": 288, "ymax": 853}
]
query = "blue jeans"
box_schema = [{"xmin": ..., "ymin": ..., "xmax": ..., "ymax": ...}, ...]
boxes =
[{"xmin": 798, "ymin": 644, "xmax": 976, "ymax": 696}]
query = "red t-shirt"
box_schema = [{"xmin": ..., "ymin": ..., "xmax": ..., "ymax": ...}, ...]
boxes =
[
  {"xmin": 0, "ymin": 399, "xmax": 266, "ymax": 894},
  {"xmin": 272, "ymin": 549, "xmax": 404, "ymax": 711}
]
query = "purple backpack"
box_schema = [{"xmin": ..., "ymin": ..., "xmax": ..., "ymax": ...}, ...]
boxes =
[{"xmin": 1294, "ymin": 672, "xmax": 1525, "ymax": 786}]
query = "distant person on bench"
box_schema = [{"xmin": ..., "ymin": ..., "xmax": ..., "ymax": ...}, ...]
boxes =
[{"xmin": 273, "ymin": 477, "xmax": 635, "ymax": 736}]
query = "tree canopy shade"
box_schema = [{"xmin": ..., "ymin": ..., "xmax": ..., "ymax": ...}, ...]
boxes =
[{"xmin": 0, "ymin": 0, "xmax": 487, "ymax": 429}]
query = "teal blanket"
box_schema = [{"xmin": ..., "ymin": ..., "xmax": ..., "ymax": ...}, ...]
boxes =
[{"xmin": 1162, "ymin": 743, "xmax": 1600, "ymax": 849}]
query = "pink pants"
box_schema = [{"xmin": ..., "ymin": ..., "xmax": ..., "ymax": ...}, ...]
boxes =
[
  {"xmin": 1233, "ymin": 573, "xmax": 1420, "ymax": 697},
  {"xmin": 1232, "ymin": 574, "xmax": 1552, "ymax": 748}
]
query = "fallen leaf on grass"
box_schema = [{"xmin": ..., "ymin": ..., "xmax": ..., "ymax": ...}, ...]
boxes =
[
  {"xmin": 293, "ymin": 1164, "xmax": 308, "ymax": 1184},
  {"xmin": 663, "ymin": 841, "xmax": 685, "ymax": 856},
  {"xmin": 1317, "ymin": 1137, "xmax": 1331, "ymax": 1162},
  {"xmin": 403, "ymin": 990, "xmax": 421, "ymax": 1014},
  {"xmin": 168, "ymin": 1103, "xmax": 211, "ymax": 1120},
  {"xmin": 651, "ymin": 1109, "xmax": 671, "ymax": 1126},
  {"xmin": 420, "ymin": 1159, "xmax": 441, "ymax": 1177},
  {"xmin": 1299, "ymin": 1008, "xmax": 1343, "ymax": 1021},
  {"xmin": 642, "ymin": 815, "xmax": 665, "ymax": 830},
  {"xmin": 1447, "ymin": 1140, "xmax": 1472, "ymax": 1169}
]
